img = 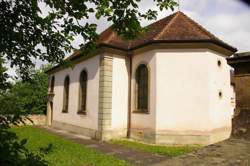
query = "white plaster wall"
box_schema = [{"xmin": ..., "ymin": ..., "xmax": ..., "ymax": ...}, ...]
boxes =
[
  {"xmin": 155, "ymin": 49, "xmax": 212, "ymax": 132},
  {"xmin": 51, "ymin": 55, "xmax": 100, "ymax": 130},
  {"xmin": 206, "ymin": 50, "xmax": 232, "ymax": 130},
  {"xmin": 111, "ymin": 55, "xmax": 129, "ymax": 130},
  {"xmin": 131, "ymin": 50, "xmax": 157, "ymax": 130}
]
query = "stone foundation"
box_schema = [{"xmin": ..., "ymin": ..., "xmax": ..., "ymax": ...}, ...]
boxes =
[
  {"xmin": 209, "ymin": 128, "xmax": 232, "ymax": 145},
  {"xmin": 155, "ymin": 133, "xmax": 210, "ymax": 145},
  {"xmin": 50, "ymin": 121, "xmax": 231, "ymax": 145},
  {"xmin": 97, "ymin": 129, "xmax": 127, "ymax": 140},
  {"xmin": 52, "ymin": 120, "xmax": 98, "ymax": 139},
  {"xmin": 130, "ymin": 127, "xmax": 232, "ymax": 145},
  {"xmin": 23, "ymin": 114, "xmax": 46, "ymax": 125},
  {"xmin": 130, "ymin": 128, "xmax": 156, "ymax": 144},
  {"xmin": 52, "ymin": 120, "xmax": 127, "ymax": 140}
]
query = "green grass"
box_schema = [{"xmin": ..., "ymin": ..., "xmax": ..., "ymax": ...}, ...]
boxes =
[
  {"xmin": 11, "ymin": 126, "xmax": 131, "ymax": 166},
  {"xmin": 110, "ymin": 139, "xmax": 199, "ymax": 157}
]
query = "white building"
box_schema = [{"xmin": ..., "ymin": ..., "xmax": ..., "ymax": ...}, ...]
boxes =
[{"xmin": 46, "ymin": 12, "xmax": 237, "ymax": 145}]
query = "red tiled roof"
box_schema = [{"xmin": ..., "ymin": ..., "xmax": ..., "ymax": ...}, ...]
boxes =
[
  {"xmin": 97, "ymin": 11, "xmax": 236, "ymax": 50},
  {"xmin": 68, "ymin": 11, "xmax": 236, "ymax": 60}
]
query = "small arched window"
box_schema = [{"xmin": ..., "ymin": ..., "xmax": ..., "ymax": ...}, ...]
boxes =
[
  {"xmin": 78, "ymin": 70, "xmax": 87, "ymax": 114},
  {"xmin": 50, "ymin": 76, "xmax": 55, "ymax": 93},
  {"xmin": 135, "ymin": 64, "xmax": 149, "ymax": 112},
  {"xmin": 62, "ymin": 75, "xmax": 70, "ymax": 113}
]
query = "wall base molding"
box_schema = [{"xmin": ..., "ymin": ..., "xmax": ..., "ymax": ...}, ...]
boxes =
[
  {"xmin": 52, "ymin": 120, "xmax": 127, "ymax": 140},
  {"xmin": 130, "ymin": 127, "xmax": 231, "ymax": 145},
  {"xmin": 51, "ymin": 121, "xmax": 231, "ymax": 145},
  {"xmin": 52, "ymin": 121, "xmax": 98, "ymax": 139}
]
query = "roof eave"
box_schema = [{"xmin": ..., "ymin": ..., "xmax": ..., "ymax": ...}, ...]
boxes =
[
  {"xmin": 227, "ymin": 55, "xmax": 250, "ymax": 64},
  {"xmin": 128, "ymin": 40, "xmax": 237, "ymax": 53},
  {"xmin": 46, "ymin": 40, "xmax": 237, "ymax": 75}
]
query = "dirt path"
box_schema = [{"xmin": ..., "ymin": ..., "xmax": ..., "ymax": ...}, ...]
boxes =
[
  {"xmin": 153, "ymin": 138, "xmax": 250, "ymax": 166},
  {"xmin": 37, "ymin": 126, "xmax": 167, "ymax": 166}
]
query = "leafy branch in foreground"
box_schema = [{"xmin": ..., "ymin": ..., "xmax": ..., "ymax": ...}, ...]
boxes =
[
  {"xmin": 0, "ymin": 0, "xmax": 178, "ymax": 80},
  {"xmin": 0, "ymin": 114, "xmax": 49, "ymax": 166}
]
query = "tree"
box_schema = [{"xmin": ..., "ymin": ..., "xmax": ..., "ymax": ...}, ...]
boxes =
[
  {"xmin": 0, "ymin": 66, "xmax": 49, "ymax": 115},
  {"xmin": 0, "ymin": 2, "xmax": 178, "ymax": 163},
  {"xmin": 0, "ymin": 66, "xmax": 50, "ymax": 165},
  {"xmin": 0, "ymin": 57, "xmax": 10, "ymax": 92},
  {"xmin": 0, "ymin": 0, "xmax": 178, "ymax": 80}
]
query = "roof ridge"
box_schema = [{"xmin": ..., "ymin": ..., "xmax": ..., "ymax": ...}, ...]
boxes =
[{"xmin": 153, "ymin": 12, "xmax": 180, "ymax": 40}]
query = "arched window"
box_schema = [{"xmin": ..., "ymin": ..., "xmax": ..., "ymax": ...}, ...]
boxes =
[
  {"xmin": 78, "ymin": 70, "xmax": 87, "ymax": 114},
  {"xmin": 50, "ymin": 76, "xmax": 55, "ymax": 93},
  {"xmin": 135, "ymin": 64, "xmax": 149, "ymax": 112},
  {"xmin": 62, "ymin": 75, "xmax": 70, "ymax": 113}
]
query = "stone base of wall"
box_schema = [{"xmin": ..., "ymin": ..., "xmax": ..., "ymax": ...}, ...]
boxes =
[
  {"xmin": 99, "ymin": 129, "xmax": 127, "ymax": 140},
  {"xmin": 155, "ymin": 133, "xmax": 210, "ymax": 145},
  {"xmin": 130, "ymin": 128, "xmax": 156, "ymax": 144},
  {"xmin": 209, "ymin": 128, "xmax": 232, "ymax": 145},
  {"xmin": 52, "ymin": 120, "xmax": 98, "ymax": 139},
  {"xmin": 130, "ymin": 127, "xmax": 231, "ymax": 145},
  {"xmin": 52, "ymin": 120, "xmax": 127, "ymax": 140},
  {"xmin": 51, "ymin": 121, "xmax": 231, "ymax": 145},
  {"xmin": 22, "ymin": 115, "xmax": 46, "ymax": 125}
]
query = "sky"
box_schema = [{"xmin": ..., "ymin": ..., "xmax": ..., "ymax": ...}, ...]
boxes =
[
  {"xmin": 178, "ymin": 0, "xmax": 250, "ymax": 52},
  {"xmin": 7, "ymin": 0, "xmax": 250, "ymax": 77},
  {"xmin": 70, "ymin": 0, "xmax": 250, "ymax": 53}
]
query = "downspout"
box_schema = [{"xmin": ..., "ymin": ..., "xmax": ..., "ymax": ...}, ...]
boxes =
[{"xmin": 127, "ymin": 53, "xmax": 132, "ymax": 138}]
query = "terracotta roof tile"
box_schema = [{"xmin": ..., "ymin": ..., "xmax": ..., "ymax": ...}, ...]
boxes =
[
  {"xmin": 68, "ymin": 11, "xmax": 236, "ymax": 60},
  {"xmin": 98, "ymin": 11, "xmax": 236, "ymax": 51}
]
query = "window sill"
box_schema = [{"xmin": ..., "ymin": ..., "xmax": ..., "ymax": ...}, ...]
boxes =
[
  {"xmin": 133, "ymin": 110, "xmax": 149, "ymax": 114},
  {"xmin": 62, "ymin": 109, "xmax": 68, "ymax": 113},
  {"xmin": 77, "ymin": 110, "xmax": 87, "ymax": 115}
]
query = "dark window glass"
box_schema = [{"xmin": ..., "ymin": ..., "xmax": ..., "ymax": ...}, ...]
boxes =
[
  {"xmin": 135, "ymin": 64, "xmax": 148, "ymax": 111},
  {"xmin": 63, "ymin": 76, "xmax": 70, "ymax": 113},
  {"xmin": 78, "ymin": 70, "xmax": 87, "ymax": 113}
]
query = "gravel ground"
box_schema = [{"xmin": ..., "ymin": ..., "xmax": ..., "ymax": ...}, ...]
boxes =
[{"xmin": 153, "ymin": 138, "xmax": 250, "ymax": 166}]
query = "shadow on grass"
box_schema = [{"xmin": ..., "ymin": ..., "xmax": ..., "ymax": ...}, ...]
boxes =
[{"xmin": 39, "ymin": 143, "xmax": 54, "ymax": 154}]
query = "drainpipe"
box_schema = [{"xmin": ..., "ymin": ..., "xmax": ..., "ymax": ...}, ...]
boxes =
[{"xmin": 127, "ymin": 53, "xmax": 132, "ymax": 138}]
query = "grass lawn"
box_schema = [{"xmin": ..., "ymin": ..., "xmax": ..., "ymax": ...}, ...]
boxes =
[
  {"xmin": 11, "ymin": 126, "xmax": 131, "ymax": 166},
  {"xmin": 110, "ymin": 139, "xmax": 199, "ymax": 157}
]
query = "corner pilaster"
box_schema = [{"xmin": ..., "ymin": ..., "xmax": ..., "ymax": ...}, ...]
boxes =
[{"xmin": 98, "ymin": 54, "xmax": 113, "ymax": 140}]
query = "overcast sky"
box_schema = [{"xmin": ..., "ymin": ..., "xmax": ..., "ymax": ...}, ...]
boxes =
[
  {"xmin": 178, "ymin": 0, "xmax": 250, "ymax": 52},
  {"xmin": 70, "ymin": 0, "xmax": 250, "ymax": 53}
]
